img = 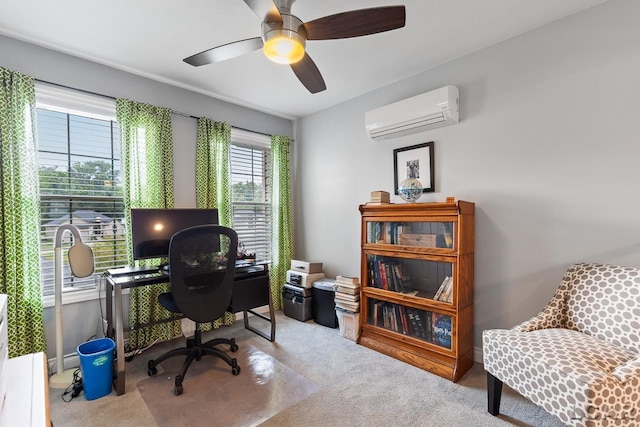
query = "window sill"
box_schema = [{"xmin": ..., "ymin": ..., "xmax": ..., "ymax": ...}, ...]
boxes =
[{"xmin": 42, "ymin": 286, "xmax": 129, "ymax": 309}]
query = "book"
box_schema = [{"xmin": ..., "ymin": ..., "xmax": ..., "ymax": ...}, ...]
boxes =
[
  {"xmin": 413, "ymin": 309, "xmax": 426, "ymax": 339},
  {"xmin": 441, "ymin": 223, "xmax": 454, "ymax": 249},
  {"xmin": 336, "ymin": 300, "xmax": 360, "ymax": 313},
  {"xmin": 392, "ymin": 263, "xmax": 413, "ymax": 293},
  {"xmin": 432, "ymin": 313, "xmax": 452, "ymax": 349},
  {"xmin": 336, "ymin": 275, "xmax": 359, "ymax": 285},
  {"xmin": 433, "ymin": 276, "xmax": 449, "ymax": 301},
  {"xmin": 336, "ymin": 284, "xmax": 360, "ymax": 295},
  {"xmin": 379, "ymin": 261, "xmax": 389, "ymax": 290},
  {"xmin": 334, "ymin": 292, "xmax": 360, "ymax": 302},
  {"xmin": 373, "ymin": 301, "xmax": 385, "ymax": 326},
  {"xmin": 399, "ymin": 305, "xmax": 410, "ymax": 335},
  {"xmin": 440, "ymin": 277, "xmax": 454, "ymax": 303}
]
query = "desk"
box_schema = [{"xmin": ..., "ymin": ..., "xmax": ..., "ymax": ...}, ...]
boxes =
[{"xmin": 104, "ymin": 261, "xmax": 275, "ymax": 395}]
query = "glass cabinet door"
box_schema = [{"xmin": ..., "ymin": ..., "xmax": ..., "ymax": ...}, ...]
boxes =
[
  {"xmin": 366, "ymin": 254, "xmax": 455, "ymax": 304},
  {"xmin": 366, "ymin": 220, "xmax": 454, "ymax": 249},
  {"xmin": 367, "ymin": 298, "xmax": 452, "ymax": 350}
]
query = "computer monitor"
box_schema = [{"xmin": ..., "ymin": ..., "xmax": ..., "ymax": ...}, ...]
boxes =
[{"xmin": 130, "ymin": 208, "xmax": 219, "ymax": 260}]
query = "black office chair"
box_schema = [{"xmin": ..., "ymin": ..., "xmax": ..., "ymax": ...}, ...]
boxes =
[{"xmin": 147, "ymin": 225, "xmax": 241, "ymax": 395}]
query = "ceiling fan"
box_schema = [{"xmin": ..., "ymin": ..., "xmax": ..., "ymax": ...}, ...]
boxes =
[{"xmin": 183, "ymin": 0, "xmax": 406, "ymax": 94}]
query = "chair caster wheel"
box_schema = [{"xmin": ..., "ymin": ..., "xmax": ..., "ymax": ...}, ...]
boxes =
[
  {"xmin": 232, "ymin": 366, "xmax": 241, "ymax": 375},
  {"xmin": 174, "ymin": 374, "xmax": 184, "ymax": 395},
  {"xmin": 230, "ymin": 343, "xmax": 239, "ymax": 352},
  {"xmin": 148, "ymin": 360, "xmax": 157, "ymax": 376}
]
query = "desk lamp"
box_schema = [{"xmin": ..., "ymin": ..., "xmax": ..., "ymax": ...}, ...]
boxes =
[{"xmin": 49, "ymin": 224, "xmax": 94, "ymax": 389}]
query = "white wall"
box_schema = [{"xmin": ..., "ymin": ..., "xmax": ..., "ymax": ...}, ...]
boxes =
[
  {"xmin": 294, "ymin": 0, "xmax": 640, "ymax": 351},
  {"xmin": 0, "ymin": 34, "xmax": 293, "ymax": 359}
]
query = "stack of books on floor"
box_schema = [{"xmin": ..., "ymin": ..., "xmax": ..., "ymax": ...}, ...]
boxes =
[
  {"xmin": 368, "ymin": 190, "xmax": 390, "ymax": 205},
  {"xmin": 334, "ymin": 275, "xmax": 360, "ymax": 313}
]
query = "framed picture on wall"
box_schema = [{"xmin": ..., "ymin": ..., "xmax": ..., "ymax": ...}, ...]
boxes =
[{"xmin": 393, "ymin": 142, "xmax": 435, "ymax": 194}]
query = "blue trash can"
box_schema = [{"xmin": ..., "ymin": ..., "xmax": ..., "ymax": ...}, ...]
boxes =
[{"xmin": 77, "ymin": 337, "xmax": 115, "ymax": 400}]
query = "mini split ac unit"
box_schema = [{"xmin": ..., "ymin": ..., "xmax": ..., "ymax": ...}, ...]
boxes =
[{"xmin": 365, "ymin": 85, "xmax": 459, "ymax": 140}]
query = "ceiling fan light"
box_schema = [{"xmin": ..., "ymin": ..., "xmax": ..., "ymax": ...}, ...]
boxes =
[{"xmin": 263, "ymin": 30, "xmax": 305, "ymax": 64}]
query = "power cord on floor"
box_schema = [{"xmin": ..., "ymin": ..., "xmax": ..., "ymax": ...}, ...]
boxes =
[
  {"xmin": 61, "ymin": 369, "xmax": 83, "ymax": 402},
  {"xmin": 124, "ymin": 339, "xmax": 159, "ymax": 362}
]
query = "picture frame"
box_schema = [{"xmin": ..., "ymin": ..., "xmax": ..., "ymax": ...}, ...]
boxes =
[{"xmin": 393, "ymin": 142, "xmax": 435, "ymax": 194}]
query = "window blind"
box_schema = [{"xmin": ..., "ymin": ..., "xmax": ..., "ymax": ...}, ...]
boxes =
[
  {"xmin": 230, "ymin": 141, "xmax": 271, "ymax": 261},
  {"xmin": 37, "ymin": 108, "xmax": 126, "ymax": 296}
]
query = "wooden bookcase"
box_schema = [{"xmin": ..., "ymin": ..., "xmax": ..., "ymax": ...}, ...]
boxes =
[{"xmin": 358, "ymin": 200, "xmax": 474, "ymax": 382}]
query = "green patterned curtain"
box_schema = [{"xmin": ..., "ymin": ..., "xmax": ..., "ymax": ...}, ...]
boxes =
[
  {"xmin": 116, "ymin": 98, "xmax": 180, "ymax": 349},
  {"xmin": 195, "ymin": 118, "xmax": 232, "ymax": 225},
  {"xmin": 0, "ymin": 67, "xmax": 47, "ymax": 356},
  {"xmin": 269, "ymin": 135, "xmax": 293, "ymax": 310},
  {"xmin": 194, "ymin": 117, "xmax": 235, "ymax": 330}
]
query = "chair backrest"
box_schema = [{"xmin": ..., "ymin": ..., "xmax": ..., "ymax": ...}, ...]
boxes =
[
  {"xmin": 561, "ymin": 262, "xmax": 640, "ymax": 353},
  {"xmin": 168, "ymin": 225, "xmax": 238, "ymax": 323}
]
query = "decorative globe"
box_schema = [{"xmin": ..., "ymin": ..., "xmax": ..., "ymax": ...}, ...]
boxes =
[{"xmin": 398, "ymin": 178, "xmax": 423, "ymax": 203}]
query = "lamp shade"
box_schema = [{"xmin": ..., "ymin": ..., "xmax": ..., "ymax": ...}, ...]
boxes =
[{"xmin": 68, "ymin": 242, "xmax": 94, "ymax": 278}]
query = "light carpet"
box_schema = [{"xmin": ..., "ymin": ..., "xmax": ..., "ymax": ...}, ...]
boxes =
[{"xmin": 49, "ymin": 311, "xmax": 565, "ymax": 426}]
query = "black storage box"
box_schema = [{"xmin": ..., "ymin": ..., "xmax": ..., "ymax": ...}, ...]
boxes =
[
  {"xmin": 282, "ymin": 283, "xmax": 312, "ymax": 321},
  {"xmin": 312, "ymin": 279, "xmax": 338, "ymax": 328}
]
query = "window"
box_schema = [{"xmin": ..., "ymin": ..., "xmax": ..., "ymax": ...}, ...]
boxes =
[
  {"xmin": 229, "ymin": 130, "xmax": 271, "ymax": 261},
  {"xmin": 36, "ymin": 84, "xmax": 126, "ymax": 296}
]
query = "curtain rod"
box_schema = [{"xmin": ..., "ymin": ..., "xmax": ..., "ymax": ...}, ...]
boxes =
[{"xmin": 34, "ymin": 78, "xmax": 278, "ymax": 139}]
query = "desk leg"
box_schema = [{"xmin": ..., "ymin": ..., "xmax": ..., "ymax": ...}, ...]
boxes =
[
  {"xmin": 243, "ymin": 282, "xmax": 276, "ymax": 342},
  {"xmin": 114, "ymin": 284, "xmax": 126, "ymax": 395},
  {"xmin": 104, "ymin": 276, "xmax": 113, "ymax": 339}
]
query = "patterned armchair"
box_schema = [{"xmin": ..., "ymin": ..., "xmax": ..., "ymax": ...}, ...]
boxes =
[{"xmin": 483, "ymin": 263, "xmax": 640, "ymax": 426}]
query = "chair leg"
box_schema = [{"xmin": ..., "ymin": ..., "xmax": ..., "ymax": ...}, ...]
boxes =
[
  {"xmin": 487, "ymin": 372, "xmax": 503, "ymax": 416},
  {"xmin": 148, "ymin": 323, "xmax": 241, "ymax": 394}
]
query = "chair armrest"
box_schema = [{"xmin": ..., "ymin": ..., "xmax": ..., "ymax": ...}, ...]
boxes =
[
  {"xmin": 512, "ymin": 288, "xmax": 569, "ymax": 332},
  {"xmin": 611, "ymin": 356, "xmax": 640, "ymax": 384},
  {"xmin": 512, "ymin": 314, "xmax": 554, "ymax": 332}
]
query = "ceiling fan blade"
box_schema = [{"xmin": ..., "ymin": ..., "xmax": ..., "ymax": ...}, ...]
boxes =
[
  {"xmin": 302, "ymin": 6, "xmax": 406, "ymax": 40},
  {"xmin": 243, "ymin": 0, "xmax": 282, "ymax": 23},
  {"xmin": 290, "ymin": 53, "xmax": 326, "ymax": 94},
  {"xmin": 184, "ymin": 37, "xmax": 263, "ymax": 66}
]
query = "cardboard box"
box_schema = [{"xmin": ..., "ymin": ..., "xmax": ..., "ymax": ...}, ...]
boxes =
[{"xmin": 290, "ymin": 260, "xmax": 323, "ymax": 274}]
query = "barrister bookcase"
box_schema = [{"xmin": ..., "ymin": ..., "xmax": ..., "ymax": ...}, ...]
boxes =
[{"xmin": 358, "ymin": 200, "xmax": 474, "ymax": 382}]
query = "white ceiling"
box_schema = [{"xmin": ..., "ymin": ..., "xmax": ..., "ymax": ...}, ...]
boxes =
[{"xmin": 0, "ymin": 0, "xmax": 607, "ymax": 119}]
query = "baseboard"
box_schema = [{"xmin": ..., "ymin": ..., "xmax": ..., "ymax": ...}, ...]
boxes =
[
  {"xmin": 48, "ymin": 353, "xmax": 81, "ymax": 374},
  {"xmin": 474, "ymin": 345, "xmax": 483, "ymax": 364}
]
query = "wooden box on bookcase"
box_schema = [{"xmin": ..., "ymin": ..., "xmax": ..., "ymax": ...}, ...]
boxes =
[{"xmin": 358, "ymin": 200, "xmax": 474, "ymax": 382}]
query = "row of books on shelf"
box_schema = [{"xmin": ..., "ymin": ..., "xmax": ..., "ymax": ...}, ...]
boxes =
[
  {"xmin": 367, "ymin": 256, "xmax": 415, "ymax": 294},
  {"xmin": 367, "ymin": 222, "xmax": 411, "ymax": 245},
  {"xmin": 334, "ymin": 275, "xmax": 360, "ymax": 313},
  {"xmin": 367, "ymin": 221, "xmax": 454, "ymax": 249},
  {"xmin": 368, "ymin": 301, "xmax": 452, "ymax": 349},
  {"xmin": 433, "ymin": 276, "xmax": 453, "ymax": 303}
]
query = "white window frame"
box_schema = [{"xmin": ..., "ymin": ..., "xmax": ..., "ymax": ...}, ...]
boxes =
[{"xmin": 36, "ymin": 83, "xmax": 121, "ymax": 308}]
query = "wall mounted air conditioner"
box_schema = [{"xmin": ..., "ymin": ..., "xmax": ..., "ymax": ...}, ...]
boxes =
[{"xmin": 365, "ymin": 85, "xmax": 459, "ymax": 140}]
